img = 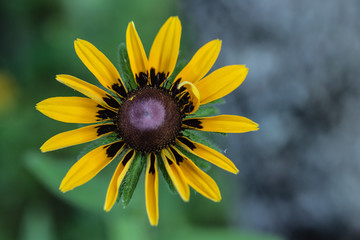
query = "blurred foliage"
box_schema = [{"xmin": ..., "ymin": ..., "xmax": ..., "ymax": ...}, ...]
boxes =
[
  {"xmin": 0, "ymin": 0, "xmax": 282, "ymax": 239},
  {"xmin": 24, "ymin": 151, "xmax": 281, "ymax": 240}
]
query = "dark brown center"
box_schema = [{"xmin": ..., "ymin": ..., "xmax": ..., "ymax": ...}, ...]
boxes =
[{"xmin": 117, "ymin": 87, "xmax": 182, "ymax": 153}]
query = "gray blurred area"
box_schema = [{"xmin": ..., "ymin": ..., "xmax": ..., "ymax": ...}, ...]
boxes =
[{"xmin": 181, "ymin": 0, "xmax": 360, "ymax": 239}]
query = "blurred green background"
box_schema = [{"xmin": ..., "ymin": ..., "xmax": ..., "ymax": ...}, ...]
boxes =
[{"xmin": 0, "ymin": 0, "xmax": 280, "ymax": 240}]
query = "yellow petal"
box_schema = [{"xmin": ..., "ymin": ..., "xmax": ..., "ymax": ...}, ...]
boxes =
[
  {"xmin": 195, "ymin": 65, "xmax": 248, "ymax": 105},
  {"xmin": 177, "ymin": 81, "xmax": 200, "ymax": 114},
  {"xmin": 104, "ymin": 149, "xmax": 135, "ymax": 211},
  {"xmin": 183, "ymin": 115, "xmax": 259, "ymax": 133},
  {"xmin": 176, "ymin": 136, "xmax": 238, "ymax": 174},
  {"xmin": 40, "ymin": 124, "xmax": 116, "ymax": 152},
  {"xmin": 175, "ymin": 40, "xmax": 221, "ymax": 84},
  {"xmin": 56, "ymin": 74, "xmax": 120, "ymax": 110},
  {"xmin": 169, "ymin": 147, "xmax": 221, "ymax": 202},
  {"xmin": 60, "ymin": 141, "xmax": 126, "ymax": 192},
  {"xmin": 36, "ymin": 97, "xmax": 116, "ymax": 123},
  {"xmin": 145, "ymin": 153, "xmax": 159, "ymax": 226},
  {"xmin": 74, "ymin": 39, "xmax": 127, "ymax": 97},
  {"xmin": 126, "ymin": 21, "xmax": 149, "ymax": 83},
  {"xmin": 149, "ymin": 16, "xmax": 181, "ymax": 80},
  {"xmin": 160, "ymin": 150, "xmax": 190, "ymax": 201}
]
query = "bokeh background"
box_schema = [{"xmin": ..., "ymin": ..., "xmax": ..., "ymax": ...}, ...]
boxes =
[{"xmin": 1, "ymin": 0, "xmax": 359, "ymax": 239}]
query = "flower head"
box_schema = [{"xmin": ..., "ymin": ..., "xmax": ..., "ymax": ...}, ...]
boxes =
[{"xmin": 36, "ymin": 16, "xmax": 258, "ymax": 226}]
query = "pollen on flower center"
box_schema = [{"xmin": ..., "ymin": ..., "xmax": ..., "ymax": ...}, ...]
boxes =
[
  {"xmin": 129, "ymin": 98, "xmax": 165, "ymax": 130},
  {"xmin": 117, "ymin": 87, "xmax": 182, "ymax": 153}
]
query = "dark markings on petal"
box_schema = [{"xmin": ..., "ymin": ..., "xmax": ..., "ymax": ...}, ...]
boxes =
[
  {"xmin": 135, "ymin": 72, "xmax": 149, "ymax": 87},
  {"xmin": 150, "ymin": 68, "xmax": 155, "ymax": 83},
  {"xmin": 177, "ymin": 136, "xmax": 196, "ymax": 150},
  {"xmin": 122, "ymin": 149, "xmax": 135, "ymax": 166},
  {"xmin": 111, "ymin": 81, "xmax": 127, "ymax": 98},
  {"xmin": 105, "ymin": 141, "xmax": 125, "ymax": 158},
  {"xmin": 178, "ymin": 92, "xmax": 190, "ymax": 106},
  {"xmin": 175, "ymin": 87, "xmax": 186, "ymax": 99},
  {"xmin": 169, "ymin": 147, "xmax": 183, "ymax": 165},
  {"xmin": 95, "ymin": 124, "xmax": 117, "ymax": 136},
  {"xmin": 149, "ymin": 153, "xmax": 156, "ymax": 174},
  {"xmin": 150, "ymin": 68, "xmax": 167, "ymax": 87},
  {"xmin": 178, "ymin": 87, "xmax": 186, "ymax": 95},
  {"xmin": 182, "ymin": 103, "xmax": 194, "ymax": 114},
  {"xmin": 103, "ymin": 94, "xmax": 120, "ymax": 108},
  {"xmin": 166, "ymin": 157, "xmax": 173, "ymax": 165},
  {"xmin": 96, "ymin": 105, "xmax": 117, "ymax": 120},
  {"xmin": 182, "ymin": 119, "xmax": 203, "ymax": 129},
  {"xmin": 170, "ymin": 78, "xmax": 182, "ymax": 96}
]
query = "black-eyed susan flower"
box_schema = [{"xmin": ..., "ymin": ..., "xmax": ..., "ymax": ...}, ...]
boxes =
[{"xmin": 36, "ymin": 16, "xmax": 258, "ymax": 226}]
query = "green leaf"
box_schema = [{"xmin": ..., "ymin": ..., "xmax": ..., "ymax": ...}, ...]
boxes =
[
  {"xmin": 164, "ymin": 59, "xmax": 187, "ymax": 88},
  {"xmin": 118, "ymin": 43, "xmax": 137, "ymax": 90},
  {"xmin": 186, "ymin": 97, "xmax": 225, "ymax": 118},
  {"xmin": 186, "ymin": 105, "xmax": 219, "ymax": 118},
  {"xmin": 20, "ymin": 203, "xmax": 56, "ymax": 240},
  {"xmin": 24, "ymin": 151, "xmax": 107, "ymax": 214},
  {"xmin": 202, "ymin": 98, "xmax": 225, "ymax": 106},
  {"xmin": 157, "ymin": 154, "xmax": 177, "ymax": 193},
  {"xmin": 118, "ymin": 152, "xmax": 146, "ymax": 208}
]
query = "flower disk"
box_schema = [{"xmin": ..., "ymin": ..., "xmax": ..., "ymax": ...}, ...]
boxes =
[{"xmin": 117, "ymin": 87, "xmax": 182, "ymax": 153}]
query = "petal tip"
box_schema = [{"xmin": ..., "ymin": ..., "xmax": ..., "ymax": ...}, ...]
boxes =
[
  {"xmin": 208, "ymin": 39, "xmax": 222, "ymax": 47},
  {"xmin": 59, "ymin": 186, "xmax": 68, "ymax": 193},
  {"xmin": 55, "ymin": 75, "xmax": 65, "ymax": 83},
  {"xmin": 182, "ymin": 196, "xmax": 190, "ymax": 202},
  {"xmin": 213, "ymin": 194, "xmax": 222, "ymax": 202},
  {"xmin": 103, "ymin": 204, "xmax": 112, "ymax": 212},
  {"xmin": 35, "ymin": 102, "xmax": 43, "ymax": 112},
  {"xmin": 171, "ymin": 16, "xmax": 181, "ymax": 24},
  {"xmin": 74, "ymin": 39, "xmax": 87, "ymax": 49},
  {"xmin": 149, "ymin": 219, "xmax": 159, "ymax": 226},
  {"xmin": 39, "ymin": 145, "xmax": 48, "ymax": 153},
  {"xmin": 231, "ymin": 166, "xmax": 240, "ymax": 174},
  {"xmin": 59, "ymin": 180, "xmax": 72, "ymax": 193},
  {"xmin": 128, "ymin": 21, "xmax": 135, "ymax": 28}
]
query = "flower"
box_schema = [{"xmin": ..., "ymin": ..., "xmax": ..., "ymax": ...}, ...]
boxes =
[{"xmin": 36, "ymin": 16, "xmax": 258, "ymax": 226}]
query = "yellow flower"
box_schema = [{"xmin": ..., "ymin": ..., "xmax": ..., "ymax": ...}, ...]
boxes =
[{"xmin": 36, "ymin": 16, "xmax": 258, "ymax": 226}]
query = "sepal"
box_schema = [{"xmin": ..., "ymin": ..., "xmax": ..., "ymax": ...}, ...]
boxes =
[{"xmin": 117, "ymin": 152, "xmax": 146, "ymax": 207}]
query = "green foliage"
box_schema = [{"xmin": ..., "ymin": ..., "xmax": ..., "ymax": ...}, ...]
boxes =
[
  {"xmin": 118, "ymin": 43, "xmax": 137, "ymax": 90},
  {"xmin": 186, "ymin": 105, "xmax": 219, "ymax": 118},
  {"xmin": 24, "ymin": 151, "xmax": 106, "ymax": 214},
  {"xmin": 157, "ymin": 154, "xmax": 177, "ymax": 193},
  {"xmin": 118, "ymin": 152, "xmax": 146, "ymax": 208},
  {"xmin": 19, "ymin": 203, "xmax": 55, "ymax": 240},
  {"xmin": 201, "ymin": 98, "xmax": 225, "ymax": 106},
  {"xmin": 186, "ymin": 97, "xmax": 225, "ymax": 118}
]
